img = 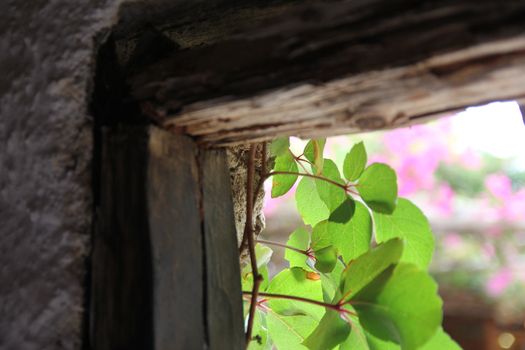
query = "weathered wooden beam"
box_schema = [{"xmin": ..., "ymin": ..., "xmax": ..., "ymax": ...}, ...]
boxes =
[
  {"xmin": 168, "ymin": 36, "xmax": 525, "ymax": 145},
  {"xmin": 92, "ymin": 126, "xmax": 244, "ymax": 349},
  {"xmin": 92, "ymin": 126, "xmax": 157, "ymax": 350},
  {"xmin": 92, "ymin": 126, "xmax": 206, "ymax": 349},
  {"xmin": 126, "ymin": 0, "xmax": 525, "ymax": 146},
  {"xmin": 201, "ymin": 149, "xmax": 245, "ymax": 350}
]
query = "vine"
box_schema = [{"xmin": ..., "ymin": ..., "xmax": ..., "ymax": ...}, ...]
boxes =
[{"xmin": 240, "ymin": 138, "xmax": 462, "ymax": 349}]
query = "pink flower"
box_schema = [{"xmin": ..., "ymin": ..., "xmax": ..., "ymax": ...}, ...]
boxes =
[
  {"xmin": 458, "ymin": 149, "xmax": 482, "ymax": 169},
  {"xmin": 486, "ymin": 268, "xmax": 514, "ymax": 297},
  {"xmin": 482, "ymin": 243, "xmax": 495, "ymax": 259},
  {"xmin": 504, "ymin": 189, "xmax": 525, "ymax": 222},
  {"xmin": 443, "ymin": 233, "xmax": 462, "ymax": 249},
  {"xmin": 477, "ymin": 198, "xmax": 502, "ymax": 223},
  {"xmin": 485, "ymin": 174, "xmax": 513, "ymax": 200},
  {"xmin": 486, "ymin": 226, "xmax": 503, "ymax": 238},
  {"xmin": 263, "ymin": 180, "xmax": 295, "ymax": 217},
  {"xmin": 395, "ymin": 156, "xmax": 441, "ymax": 196},
  {"xmin": 434, "ymin": 184, "xmax": 454, "ymax": 216}
]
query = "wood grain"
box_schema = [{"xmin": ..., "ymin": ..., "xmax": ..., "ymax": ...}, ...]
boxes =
[
  {"xmin": 201, "ymin": 149, "xmax": 245, "ymax": 350},
  {"xmin": 92, "ymin": 126, "xmax": 206, "ymax": 350},
  {"xmin": 124, "ymin": 0, "xmax": 525, "ymax": 145},
  {"xmin": 166, "ymin": 36, "xmax": 525, "ymax": 145}
]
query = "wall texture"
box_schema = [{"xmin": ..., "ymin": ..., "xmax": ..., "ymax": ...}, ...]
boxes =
[
  {"xmin": 0, "ymin": 1, "xmax": 123, "ymax": 348},
  {"xmin": 1, "ymin": 2, "xmax": 269, "ymax": 348}
]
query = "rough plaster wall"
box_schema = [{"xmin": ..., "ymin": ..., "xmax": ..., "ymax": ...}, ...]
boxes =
[
  {"xmin": 0, "ymin": 1, "xmax": 123, "ymax": 349},
  {"xmin": 0, "ymin": 1, "xmax": 268, "ymax": 348},
  {"xmin": 226, "ymin": 144, "xmax": 267, "ymax": 266}
]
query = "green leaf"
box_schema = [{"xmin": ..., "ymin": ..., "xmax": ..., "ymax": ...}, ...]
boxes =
[
  {"xmin": 315, "ymin": 159, "xmax": 347, "ymax": 213},
  {"xmin": 255, "ymin": 244, "xmax": 274, "ymax": 268},
  {"xmin": 343, "ymin": 142, "xmax": 367, "ymax": 181},
  {"xmin": 340, "ymin": 238, "xmax": 403, "ymax": 301},
  {"xmin": 296, "ymin": 177, "xmax": 330, "ymax": 226},
  {"xmin": 357, "ymin": 163, "xmax": 398, "ymax": 214},
  {"xmin": 249, "ymin": 310, "xmax": 271, "ymax": 350},
  {"xmin": 266, "ymin": 311, "xmax": 317, "ymax": 350},
  {"xmin": 270, "ymin": 137, "xmax": 290, "ymax": 157},
  {"xmin": 241, "ymin": 244, "xmax": 272, "ymax": 293},
  {"xmin": 311, "ymin": 221, "xmax": 332, "ymax": 252},
  {"xmin": 420, "ymin": 328, "xmax": 462, "ymax": 350},
  {"xmin": 362, "ymin": 326, "xmax": 461, "ymax": 349},
  {"xmin": 266, "ymin": 267, "xmax": 324, "ymax": 320},
  {"xmin": 303, "ymin": 309, "xmax": 350, "ymax": 350},
  {"xmin": 329, "ymin": 201, "xmax": 373, "ymax": 263},
  {"xmin": 314, "ymin": 245, "xmax": 338, "ymax": 273},
  {"xmin": 285, "ymin": 228, "xmax": 311, "ymax": 270},
  {"xmin": 272, "ymin": 152, "xmax": 299, "ymax": 198},
  {"xmin": 329, "ymin": 196, "xmax": 356, "ymax": 224},
  {"xmin": 374, "ymin": 198, "xmax": 435, "ymax": 269},
  {"xmin": 365, "ymin": 332, "xmax": 400, "ymax": 350},
  {"xmin": 304, "ymin": 139, "xmax": 326, "ymax": 163},
  {"xmin": 340, "ymin": 316, "xmax": 371, "ymax": 350},
  {"xmin": 353, "ymin": 263, "xmax": 443, "ymax": 350},
  {"xmin": 320, "ymin": 260, "xmax": 345, "ymax": 303},
  {"xmin": 304, "ymin": 139, "xmax": 326, "ymax": 175},
  {"xmin": 311, "ymin": 202, "xmax": 370, "ymax": 273},
  {"xmin": 242, "ymin": 265, "xmax": 270, "ymax": 296}
]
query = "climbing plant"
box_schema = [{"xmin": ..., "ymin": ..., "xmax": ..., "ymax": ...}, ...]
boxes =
[{"xmin": 240, "ymin": 138, "xmax": 462, "ymax": 349}]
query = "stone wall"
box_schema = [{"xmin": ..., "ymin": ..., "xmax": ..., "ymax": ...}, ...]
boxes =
[
  {"xmin": 0, "ymin": 2, "xmax": 262, "ymax": 348},
  {"xmin": 0, "ymin": 2, "xmax": 122, "ymax": 349}
]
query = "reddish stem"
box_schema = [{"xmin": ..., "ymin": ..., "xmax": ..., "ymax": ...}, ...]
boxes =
[
  {"xmin": 245, "ymin": 145, "xmax": 262, "ymax": 347},
  {"xmin": 243, "ymin": 291, "xmax": 357, "ymax": 316},
  {"xmin": 255, "ymin": 239, "xmax": 310, "ymax": 256},
  {"xmin": 268, "ymin": 171, "xmax": 347, "ymax": 192}
]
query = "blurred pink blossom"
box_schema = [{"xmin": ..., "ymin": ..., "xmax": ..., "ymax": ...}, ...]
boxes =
[
  {"xmin": 396, "ymin": 155, "xmax": 441, "ymax": 196},
  {"xmin": 486, "ymin": 226, "xmax": 503, "ymax": 238},
  {"xmin": 380, "ymin": 123, "xmax": 449, "ymax": 197},
  {"xmin": 486, "ymin": 268, "xmax": 513, "ymax": 297},
  {"xmin": 503, "ymin": 189, "xmax": 525, "ymax": 222},
  {"xmin": 458, "ymin": 149, "xmax": 482, "ymax": 169},
  {"xmin": 485, "ymin": 174, "xmax": 513, "ymax": 200},
  {"xmin": 477, "ymin": 199, "xmax": 502, "ymax": 223},
  {"xmin": 443, "ymin": 233, "xmax": 463, "ymax": 249},
  {"xmin": 481, "ymin": 243, "xmax": 495, "ymax": 259},
  {"xmin": 434, "ymin": 184, "xmax": 454, "ymax": 216},
  {"xmin": 483, "ymin": 175, "xmax": 525, "ymax": 222},
  {"xmin": 263, "ymin": 181, "xmax": 296, "ymax": 217}
]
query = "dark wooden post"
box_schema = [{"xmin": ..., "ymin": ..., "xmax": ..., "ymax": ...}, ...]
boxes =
[
  {"xmin": 201, "ymin": 149, "xmax": 245, "ymax": 349},
  {"xmin": 91, "ymin": 125, "xmax": 244, "ymax": 349}
]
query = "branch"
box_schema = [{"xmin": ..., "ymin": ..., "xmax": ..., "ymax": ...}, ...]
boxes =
[
  {"xmin": 268, "ymin": 171, "xmax": 348, "ymax": 191},
  {"xmin": 244, "ymin": 145, "xmax": 262, "ymax": 347},
  {"xmin": 289, "ymin": 149, "xmax": 312, "ymax": 174},
  {"xmin": 255, "ymin": 239, "xmax": 312, "ymax": 258},
  {"xmin": 242, "ymin": 291, "xmax": 356, "ymax": 316}
]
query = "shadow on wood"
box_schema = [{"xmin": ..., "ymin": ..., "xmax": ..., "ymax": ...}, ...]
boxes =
[{"xmin": 91, "ymin": 126, "xmax": 243, "ymax": 349}]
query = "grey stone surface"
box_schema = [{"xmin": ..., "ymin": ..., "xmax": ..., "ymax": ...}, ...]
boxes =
[
  {"xmin": 0, "ymin": 1, "xmax": 269, "ymax": 348},
  {"xmin": 0, "ymin": 1, "xmax": 122, "ymax": 349}
]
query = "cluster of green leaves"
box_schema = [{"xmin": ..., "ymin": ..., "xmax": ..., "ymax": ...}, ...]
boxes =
[{"xmin": 242, "ymin": 138, "xmax": 462, "ymax": 350}]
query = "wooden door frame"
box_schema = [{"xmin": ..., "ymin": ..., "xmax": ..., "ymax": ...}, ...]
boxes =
[{"xmin": 89, "ymin": 1, "xmax": 525, "ymax": 348}]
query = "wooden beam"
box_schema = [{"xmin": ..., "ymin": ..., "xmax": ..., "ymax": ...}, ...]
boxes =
[
  {"xmin": 92, "ymin": 126, "xmax": 206, "ymax": 349},
  {"xmin": 147, "ymin": 128, "xmax": 205, "ymax": 350},
  {"xmin": 126, "ymin": 0, "xmax": 525, "ymax": 145},
  {"xmin": 168, "ymin": 36, "xmax": 525, "ymax": 145},
  {"xmin": 200, "ymin": 149, "xmax": 245, "ymax": 350},
  {"xmin": 93, "ymin": 126, "xmax": 245, "ymax": 349}
]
